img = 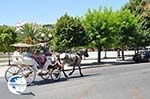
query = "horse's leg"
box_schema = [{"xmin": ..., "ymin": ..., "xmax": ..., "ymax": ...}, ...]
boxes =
[
  {"xmin": 78, "ymin": 65, "xmax": 83, "ymax": 77},
  {"xmin": 62, "ymin": 69, "xmax": 68, "ymax": 78},
  {"xmin": 69, "ymin": 56, "xmax": 78, "ymax": 76},
  {"xmin": 69, "ymin": 65, "xmax": 75, "ymax": 76},
  {"xmin": 59, "ymin": 63, "xmax": 68, "ymax": 78},
  {"xmin": 77, "ymin": 57, "xmax": 83, "ymax": 76}
]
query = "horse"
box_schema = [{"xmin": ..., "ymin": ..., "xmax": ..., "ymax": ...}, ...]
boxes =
[{"xmin": 58, "ymin": 49, "xmax": 89, "ymax": 76}]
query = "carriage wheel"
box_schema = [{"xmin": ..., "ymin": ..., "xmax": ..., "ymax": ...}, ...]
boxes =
[
  {"xmin": 5, "ymin": 66, "xmax": 20, "ymax": 81},
  {"xmin": 18, "ymin": 66, "xmax": 36, "ymax": 85},
  {"xmin": 51, "ymin": 69, "xmax": 61, "ymax": 81}
]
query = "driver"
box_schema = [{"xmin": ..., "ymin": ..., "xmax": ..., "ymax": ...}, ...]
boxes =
[{"xmin": 32, "ymin": 50, "xmax": 43, "ymax": 68}]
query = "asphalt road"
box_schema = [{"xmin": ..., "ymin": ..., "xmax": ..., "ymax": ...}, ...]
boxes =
[{"xmin": 0, "ymin": 62, "xmax": 150, "ymax": 99}]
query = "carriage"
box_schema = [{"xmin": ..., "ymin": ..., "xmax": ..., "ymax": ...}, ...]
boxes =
[{"xmin": 5, "ymin": 43, "xmax": 63, "ymax": 85}]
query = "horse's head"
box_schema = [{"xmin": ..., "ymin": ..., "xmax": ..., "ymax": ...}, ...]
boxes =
[{"xmin": 78, "ymin": 49, "xmax": 89, "ymax": 57}]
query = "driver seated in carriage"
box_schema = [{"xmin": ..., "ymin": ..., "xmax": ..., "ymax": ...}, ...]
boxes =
[
  {"xmin": 32, "ymin": 47, "xmax": 60, "ymax": 69},
  {"xmin": 32, "ymin": 49, "xmax": 47, "ymax": 68}
]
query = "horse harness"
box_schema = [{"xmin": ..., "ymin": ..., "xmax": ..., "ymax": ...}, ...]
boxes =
[{"xmin": 73, "ymin": 53, "xmax": 82, "ymax": 65}]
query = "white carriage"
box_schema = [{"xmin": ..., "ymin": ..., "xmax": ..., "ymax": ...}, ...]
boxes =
[{"xmin": 5, "ymin": 43, "xmax": 62, "ymax": 85}]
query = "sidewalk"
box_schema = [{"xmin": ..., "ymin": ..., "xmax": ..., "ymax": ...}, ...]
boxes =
[
  {"xmin": 65, "ymin": 57, "xmax": 134, "ymax": 70},
  {"xmin": 0, "ymin": 57, "xmax": 134, "ymax": 78},
  {"xmin": 0, "ymin": 66, "xmax": 8, "ymax": 77}
]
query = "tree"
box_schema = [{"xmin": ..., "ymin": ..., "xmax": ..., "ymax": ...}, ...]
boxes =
[
  {"xmin": 139, "ymin": 11, "xmax": 150, "ymax": 47},
  {"xmin": 17, "ymin": 23, "xmax": 40, "ymax": 44},
  {"xmin": 123, "ymin": 0, "xmax": 150, "ymax": 50},
  {"xmin": 0, "ymin": 25, "xmax": 17, "ymax": 52},
  {"xmin": 83, "ymin": 8, "xmax": 117, "ymax": 63},
  {"xmin": 0, "ymin": 25, "xmax": 17, "ymax": 65},
  {"xmin": 115, "ymin": 9, "xmax": 139, "ymax": 60},
  {"xmin": 52, "ymin": 13, "xmax": 89, "ymax": 51},
  {"xmin": 122, "ymin": 0, "xmax": 142, "ymax": 14}
]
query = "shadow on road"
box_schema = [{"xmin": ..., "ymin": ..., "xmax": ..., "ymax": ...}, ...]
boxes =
[
  {"xmin": 28, "ymin": 73, "xmax": 100, "ymax": 87},
  {"xmin": 80, "ymin": 60, "xmax": 139, "ymax": 70},
  {"xmin": 69, "ymin": 73, "xmax": 100, "ymax": 79},
  {"xmin": 31, "ymin": 78, "xmax": 67, "ymax": 86}
]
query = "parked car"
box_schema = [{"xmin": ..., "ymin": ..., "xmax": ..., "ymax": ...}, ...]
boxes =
[{"xmin": 133, "ymin": 50, "xmax": 150, "ymax": 63}]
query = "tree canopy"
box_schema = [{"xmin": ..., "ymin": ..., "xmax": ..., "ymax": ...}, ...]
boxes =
[
  {"xmin": 0, "ymin": 25, "xmax": 17, "ymax": 52},
  {"xmin": 123, "ymin": 0, "xmax": 150, "ymax": 48},
  {"xmin": 52, "ymin": 14, "xmax": 89, "ymax": 51},
  {"xmin": 115, "ymin": 9, "xmax": 139, "ymax": 48},
  {"xmin": 82, "ymin": 8, "xmax": 139, "ymax": 62}
]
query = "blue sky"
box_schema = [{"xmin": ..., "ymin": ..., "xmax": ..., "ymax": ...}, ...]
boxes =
[{"xmin": 0, "ymin": 0, "xmax": 129, "ymax": 26}]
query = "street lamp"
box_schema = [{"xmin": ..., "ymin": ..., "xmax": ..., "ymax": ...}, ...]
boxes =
[
  {"xmin": 41, "ymin": 33, "xmax": 45, "ymax": 41},
  {"xmin": 40, "ymin": 33, "xmax": 52, "ymax": 42},
  {"xmin": 48, "ymin": 34, "xmax": 52, "ymax": 38},
  {"xmin": 41, "ymin": 33, "xmax": 45, "ymax": 38},
  {"xmin": 40, "ymin": 33, "xmax": 52, "ymax": 54},
  {"xmin": 40, "ymin": 33, "xmax": 52, "ymax": 46}
]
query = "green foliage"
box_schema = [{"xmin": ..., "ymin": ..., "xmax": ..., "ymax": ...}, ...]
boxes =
[
  {"xmin": 123, "ymin": 0, "xmax": 150, "ymax": 48},
  {"xmin": 17, "ymin": 23, "xmax": 39, "ymax": 44},
  {"xmin": 122, "ymin": 0, "xmax": 142, "ymax": 14},
  {"xmin": 138, "ymin": 13, "xmax": 150, "ymax": 47},
  {"xmin": 82, "ymin": 7, "xmax": 118, "ymax": 48},
  {"xmin": 0, "ymin": 25, "xmax": 17, "ymax": 52},
  {"xmin": 40, "ymin": 26, "xmax": 52, "ymax": 39},
  {"xmin": 82, "ymin": 7, "xmax": 121, "ymax": 62},
  {"xmin": 115, "ymin": 9, "xmax": 139, "ymax": 48},
  {"xmin": 52, "ymin": 13, "xmax": 89, "ymax": 51}
]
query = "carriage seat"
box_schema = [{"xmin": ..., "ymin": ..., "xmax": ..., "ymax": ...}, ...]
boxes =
[{"xmin": 12, "ymin": 55, "xmax": 33, "ymax": 65}]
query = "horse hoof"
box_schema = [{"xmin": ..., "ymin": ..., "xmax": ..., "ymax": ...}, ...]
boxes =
[
  {"xmin": 69, "ymin": 72, "xmax": 72, "ymax": 76},
  {"xmin": 65, "ymin": 75, "xmax": 68, "ymax": 78},
  {"xmin": 80, "ymin": 74, "xmax": 84, "ymax": 77}
]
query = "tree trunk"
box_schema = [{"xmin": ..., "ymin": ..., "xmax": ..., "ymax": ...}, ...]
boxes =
[
  {"xmin": 104, "ymin": 49, "xmax": 107, "ymax": 59},
  {"xmin": 137, "ymin": 47, "xmax": 139, "ymax": 53},
  {"xmin": 121, "ymin": 48, "xmax": 125, "ymax": 60},
  {"xmin": 144, "ymin": 46, "xmax": 147, "ymax": 50},
  {"xmin": 98, "ymin": 46, "xmax": 101, "ymax": 63},
  {"xmin": 8, "ymin": 52, "xmax": 10, "ymax": 65},
  {"xmin": 137, "ymin": 49, "xmax": 139, "ymax": 53},
  {"xmin": 134, "ymin": 49, "xmax": 136, "ymax": 54}
]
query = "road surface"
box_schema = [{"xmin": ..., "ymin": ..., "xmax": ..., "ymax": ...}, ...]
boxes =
[{"xmin": 0, "ymin": 62, "xmax": 150, "ymax": 99}]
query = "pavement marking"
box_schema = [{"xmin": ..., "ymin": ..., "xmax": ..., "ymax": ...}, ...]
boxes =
[
  {"xmin": 132, "ymin": 87, "xmax": 143, "ymax": 99},
  {"xmin": 77, "ymin": 83, "xmax": 96, "ymax": 99}
]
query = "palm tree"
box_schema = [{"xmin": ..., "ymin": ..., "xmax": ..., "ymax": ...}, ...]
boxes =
[
  {"xmin": 17, "ymin": 23, "xmax": 40, "ymax": 44},
  {"xmin": 123, "ymin": 0, "xmax": 150, "ymax": 16},
  {"xmin": 140, "ymin": 0, "xmax": 150, "ymax": 17}
]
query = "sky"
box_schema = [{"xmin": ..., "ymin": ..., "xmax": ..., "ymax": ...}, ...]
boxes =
[{"xmin": 0, "ymin": 0, "xmax": 129, "ymax": 26}]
